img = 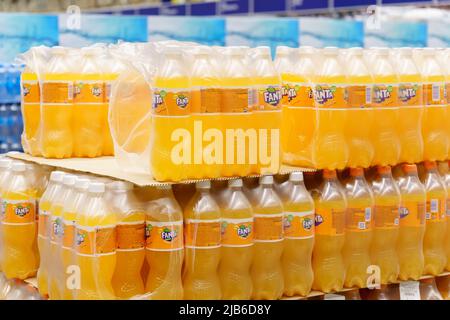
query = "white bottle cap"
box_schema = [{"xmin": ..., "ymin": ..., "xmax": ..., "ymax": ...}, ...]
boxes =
[
  {"xmin": 422, "ymin": 48, "xmax": 436, "ymax": 56},
  {"xmin": 50, "ymin": 171, "xmax": 65, "ymax": 183},
  {"xmin": 75, "ymin": 178, "xmax": 90, "ymax": 191},
  {"xmin": 396, "ymin": 47, "xmax": 413, "ymax": 55},
  {"xmin": 0, "ymin": 158, "xmax": 12, "ymax": 168},
  {"xmin": 196, "ymin": 180, "xmax": 211, "ymax": 189},
  {"xmin": 289, "ymin": 172, "xmax": 304, "ymax": 182},
  {"xmin": 347, "ymin": 47, "xmax": 363, "ymax": 55},
  {"xmin": 298, "ymin": 46, "xmax": 315, "ymax": 55},
  {"xmin": 108, "ymin": 181, "xmax": 134, "ymax": 191},
  {"xmin": 89, "ymin": 182, "xmax": 105, "ymax": 193},
  {"xmin": 254, "ymin": 46, "xmax": 271, "ymax": 57},
  {"xmin": 228, "ymin": 178, "xmax": 243, "ymax": 188},
  {"xmin": 276, "ymin": 46, "xmax": 292, "ymax": 56},
  {"xmin": 323, "ymin": 47, "xmax": 339, "ymax": 55},
  {"xmin": 63, "ymin": 174, "xmax": 77, "ymax": 187},
  {"xmin": 259, "ymin": 175, "xmax": 274, "ymax": 185},
  {"xmin": 51, "ymin": 46, "xmax": 67, "ymax": 55},
  {"xmin": 12, "ymin": 162, "xmax": 26, "ymax": 172}
]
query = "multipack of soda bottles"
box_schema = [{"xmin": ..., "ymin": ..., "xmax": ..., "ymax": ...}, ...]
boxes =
[
  {"xmin": 277, "ymin": 46, "xmax": 450, "ymax": 169},
  {"xmin": 0, "ymin": 156, "xmax": 449, "ymax": 300}
]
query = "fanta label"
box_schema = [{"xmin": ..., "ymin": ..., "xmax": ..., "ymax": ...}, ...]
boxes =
[
  {"xmin": 281, "ymin": 83, "xmax": 291, "ymax": 105},
  {"xmin": 185, "ymin": 219, "xmax": 221, "ymax": 248},
  {"xmin": 117, "ymin": 221, "xmax": 146, "ymax": 251},
  {"xmin": 62, "ymin": 219, "xmax": 75, "ymax": 249},
  {"xmin": 22, "ymin": 81, "xmax": 40, "ymax": 104},
  {"xmin": 283, "ymin": 211, "xmax": 314, "ymax": 239},
  {"xmin": 447, "ymin": 199, "xmax": 450, "ymax": 217},
  {"xmin": 221, "ymin": 218, "xmax": 253, "ymax": 247},
  {"xmin": 3, "ymin": 200, "xmax": 36, "ymax": 225},
  {"xmin": 285, "ymin": 83, "xmax": 314, "ymax": 108},
  {"xmin": 446, "ymin": 83, "xmax": 450, "ymax": 103},
  {"xmin": 373, "ymin": 205, "xmax": 400, "ymax": 229},
  {"xmin": 42, "ymin": 81, "xmax": 73, "ymax": 104},
  {"xmin": 399, "ymin": 201, "xmax": 425, "ymax": 227},
  {"xmin": 347, "ymin": 85, "xmax": 372, "ymax": 108},
  {"xmin": 74, "ymin": 81, "xmax": 105, "ymax": 104},
  {"xmin": 191, "ymin": 88, "xmax": 221, "ymax": 113},
  {"xmin": 314, "ymin": 208, "xmax": 345, "ymax": 236},
  {"xmin": 146, "ymin": 220, "xmax": 183, "ymax": 251},
  {"xmin": 221, "ymin": 88, "xmax": 250, "ymax": 113},
  {"xmin": 346, "ymin": 207, "xmax": 372, "ymax": 232},
  {"xmin": 398, "ymin": 83, "xmax": 422, "ymax": 107},
  {"xmin": 38, "ymin": 209, "xmax": 50, "ymax": 238},
  {"xmin": 313, "ymin": 84, "xmax": 348, "ymax": 108},
  {"xmin": 423, "ymin": 83, "xmax": 446, "ymax": 106},
  {"xmin": 152, "ymin": 89, "xmax": 190, "ymax": 115},
  {"xmin": 371, "ymin": 84, "xmax": 398, "ymax": 108},
  {"xmin": 425, "ymin": 199, "xmax": 446, "ymax": 221},
  {"xmin": 253, "ymin": 213, "xmax": 284, "ymax": 242},
  {"xmin": 75, "ymin": 225, "xmax": 116, "ymax": 256},
  {"xmin": 255, "ymin": 85, "xmax": 282, "ymax": 111},
  {"xmin": 104, "ymin": 82, "xmax": 113, "ymax": 103},
  {"xmin": 50, "ymin": 216, "xmax": 64, "ymax": 243}
]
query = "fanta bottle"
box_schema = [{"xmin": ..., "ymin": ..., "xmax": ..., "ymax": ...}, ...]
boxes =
[
  {"xmin": 280, "ymin": 172, "xmax": 315, "ymax": 296},
  {"xmin": 37, "ymin": 170, "xmax": 65, "ymax": 296},
  {"xmin": 151, "ymin": 45, "xmax": 191, "ymax": 181},
  {"xmin": 21, "ymin": 46, "xmax": 49, "ymax": 156},
  {"xmin": 436, "ymin": 49, "xmax": 450, "ymax": 159},
  {"xmin": 281, "ymin": 46, "xmax": 316, "ymax": 167},
  {"xmin": 48, "ymin": 173, "xmax": 76, "ymax": 299},
  {"xmin": 420, "ymin": 161, "xmax": 447, "ymax": 275},
  {"xmin": 189, "ymin": 46, "xmax": 222, "ymax": 179},
  {"xmin": 313, "ymin": 47, "xmax": 348, "ymax": 169},
  {"xmin": 183, "ymin": 181, "xmax": 221, "ymax": 300},
  {"xmin": 0, "ymin": 157, "xmax": 12, "ymax": 271},
  {"xmin": 370, "ymin": 165, "xmax": 400, "ymax": 284},
  {"xmin": 220, "ymin": 47, "xmax": 253, "ymax": 177},
  {"xmin": 437, "ymin": 161, "xmax": 450, "ymax": 271},
  {"xmin": 75, "ymin": 182, "xmax": 117, "ymax": 300},
  {"xmin": 61, "ymin": 177, "xmax": 90, "ymax": 300},
  {"xmin": 369, "ymin": 48, "xmax": 400, "ymax": 166},
  {"xmin": 72, "ymin": 47, "xmax": 104, "ymax": 157},
  {"xmin": 218, "ymin": 178, "xmax": 253, "ymax": 299},
  {"xmin": 1, "ymin": 161, "xmax": 38, "ymax": 279},
  {"xmin": 145, "ymin": 184, "xmax": 184, "ymax": 300},
  {"xmin": 41, "ymin": 47, "xmax": 74, "ymax": 158},
  {"xmin": 250, "ymin": 175, "xmax": 284, "ymax": 299},
  {"xmin": 312, "ymin": 169, "xmax": 346, "ymax": 293},
  {"xmin": 252, "ymin": 46, "xmax": 282, "ymax": 175},
  {"xmin": 103, "ymin": 181, "xmax": 145, "ymax": 299},
  {"xmin": 396, "ymin": 164, "xmax": 426, "ymax": 280},
  {"xmin": 342, "ymin": 167, "xmax": 374, "ymax": 288},
  {"xmin": 344, "ymin": 48, "xmax": 374, "ymax": 168},
  {"xmin": 391, "ymin": 48, "xmax": 424, "ymax": 163},
  {"xmin": 415, "ymin": 48, "xmax": 448, "ymax": 161}
]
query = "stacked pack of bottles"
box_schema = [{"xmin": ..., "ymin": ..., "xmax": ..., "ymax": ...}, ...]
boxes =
[
  {"xmin": 19, "ymin": 45, "xmax": 116, "ymax": 159},
  {"xmin": 0, "ymin": 156, "xmax": 449, "ymax": 300},
  {"xmin": 277, "ymin": 46, "xmax": 450, "ymax": 169}
]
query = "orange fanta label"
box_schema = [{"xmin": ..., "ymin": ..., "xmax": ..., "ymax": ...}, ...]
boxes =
[
  {"xmin": 38, "ymin": 209, "xmax": 49, "ymax": 238},
  {"xmin": 221, "ymin": 218, "xmax": 253, "ymax": 247},
  {"xmin": 399, "ymin": 201, "xmax": 425, "ymax": 227},
  {"xmin": 62, "ymin": 219, "xmax": 75, "ymax": 249},
  {"xmin": 191, "ymin": 88, "xmax": 221, "ymax": 113},
  {"xmin": 152, "ymin": 89, "xmax": 190, "ymax": 115},
  {"xmin": 145, "ymin": 220, "xmax": 183, "ymax": 251},
  {"xmin": 423, "ymin": 83, "xmax": 446, "ymax": 106},
  {"xmin": 3, "ymin": 200, "xmax": 36, "ymax": 224},
  {"xmin": 373, "ymin": 205, "xmax": 400, "ymax": 229},
  {"xmin": 42, "ymin": 81, "xmax": 73, "ymax": 104},
  {"xmin": 184, "ymin": 219, "xmax": 221, "ymax": 248},
  {"xmin": 347, "ymin": 85, "xmax": 372, "ymax": 108},
  {"xmin": 346, "ymin": 207, "xmax": 372, "ymax": 232},
  {"xmin": 117, "ymin": 221, "xmax": 146, "ymax": 251},
  {"xmin": 313, "ymin": 84, "xmax": 348, "ymax": 108},
  {"xmin": 75, "ymin": 225, "xmax": 117, "ymax": 255},
  {"xmin": 283, "ymin": 211, "xmax": 315, "ymax": 239},
  {"xmin": 398, "ymin": 83, "xmax": 422, "ymax": 107},
  {"xmin": 286, "ymin": 83, "xmax": 314, "ymax": 107},
  {"xmin": 255, "ymin": 85, "xmax": 282, "ymax": 111},
  {"xmin": 22, "ymin": 81, "xmax": 40, "ymax": 103},
  {"xmin": 74, "ymin": 82, "xmax": 105, "ymax": 103},
  {"xmin": 221, "ymin": 88, "xmax": 250, "ymax": 113},
  {"xmin": 314, "ymin": 208, "xmax": 345, "ymax": 236},
  {"xmin": 425, "ymin": 199, "xmax": 446, "ymax": 221},
  {"xmin": 371, "ymin": 84, "xmax": 398, "ymax": 108},
  {"xmin": 253, "ymin": 213, "xmax": 284, "ymax": 242}
]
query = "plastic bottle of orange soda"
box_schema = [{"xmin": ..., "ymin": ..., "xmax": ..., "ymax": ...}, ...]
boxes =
[
  {"xmin": 218, "ymin": 178, "xmax": 253, "ymax": 299},
  {"xmin": 437, "ymin": 161, "xmax": 450, "ymax": 272},
  {"xmin": 145, "ymin": 184, "xmax": 184, "ymax": 300},
  {"xmin": 0, "ymin": 157, "xmax": 12, "ymax": 271},
  {"xmin": 183, "ymin": 181, "xmax": 221, "ymax": 300},
  {"xmin": 396, "ymin": 164, "xmax": 426, "ymax": 280},
  {"xmin": 279, "ymin": 172, "xmax": 315, "ymax": 296},
  {"xmin": 420, "ymin": 161, "xmax": 447, "ymax": 275},
  {"xmin": 342, "ymin": 167, "xmax": 374, "ymax": 288},
  {"xmin": 370, "ymin": 165, "xmax": 400, "ymax": 284},
  {"xmin": 312, "ymin": 169, "xmax": 346, "ymax": 293}
]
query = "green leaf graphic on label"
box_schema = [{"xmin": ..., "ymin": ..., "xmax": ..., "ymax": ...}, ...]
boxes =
[
  {"xmin": 295, "ymin": 85, "xmax": 300, "ymax": 92},
  {"xmin": 267, "ymin": 87, "xmax": 276, "ymax": 93},
  {"xmin": 159, "ymin": 90, "xmax": 167, "ymax": 98},
  {"xmin": 163, "ymin": 227, "xmax": 170, "ymax": 233},
  {"xmin": 330, "ymin": 86, "xmax": 336, "ymax": 93},
  {"xmin": 387, "ymin": 86, "xmax": 393, "ymax": 92},
  {"xmin": 288, "ymin": 214, "xmax": 294, "ymax": 222},
  {"xmin": 316, "ymin": 85, "xmax": 322, "ymax": 91}
]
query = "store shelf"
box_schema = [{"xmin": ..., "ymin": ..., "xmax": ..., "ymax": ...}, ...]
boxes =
[{"xmin": 6, "ymin": 152, "xmax": 316, "ymax": 186}]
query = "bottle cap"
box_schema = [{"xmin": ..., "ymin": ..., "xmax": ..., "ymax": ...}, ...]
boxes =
[
  {"xmin": 347, "ymin": 47, "xmax": 363, "ymax": 55},
  {"xmin": 401, "ymin": 163, "xmax": 418, "ymax": 174},
  {"xmin": 89, "ymin": 182, "xmax": 105, "ymax": 193},
  {"xmin": 323, "ymin": 169, "xmax": 337, "ymax": 179},
  {"xmin": 75, "ymin": 178, "xmax": 90, "ymax": 191},
  {"xmin": 63, "ymin": 174, "xmax": 77, "ymax": 187},
  {"xmin": 254, "ymin": 46, "xmax": 271, "ymax": 58},
  {"xmin": 298, "ymin": 46, "xmax": 315, "ymax": 55},
  {"xmin": 276, "ymin": 46, "xmax": 292, "ymax": 56},
  {"xmin": 350, "ymin": 167, "xmax": 364, "ymax": 177},
  {"xmin": 107, "ymin": 181, "xmax": 134, "ymax": 191},
  {"xmin": 11, "ymin": 162, "xmax": 26, "ymax": 172},
  {"xmin": 422, "ymin": 48, "xmax": 436, "ymax": 56},
  {"xmin": 424, "ymin": 160, "xmax": 437, "ymax": 170},
  {"xmin": 156, "ymin": 184, "xmax": 172, "ymax": 190},
  {"xmin": 289, "ymin": 172, "xmax": 304, "ymax": 182},
  {"xmin": 377, "ymin": 165, "xmax": 392, "ymax": 175},
  {"xmin": 196, "ymin": 180, "xmax": 211, "ymax": 189},
  {"xmin": 323, "ymin": 47, "xmax": 339, "ymax": 55},
  {"xmin": 0, "ymin": 158, "xmax": 12, "ymax": 168},
  {"xmin": 259, "ymin": 175, "xmax": 274, "ymax": 185},
  {"xmin": 50, "ymin": 171, "xmax": 65, "ymax": 183},
  {"xmin": 228, "ymin": 178, "xmax": 243, "ymax": 188}
]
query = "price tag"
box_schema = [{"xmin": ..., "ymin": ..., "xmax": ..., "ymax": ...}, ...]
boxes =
[
  {"xmin": 324, "ymin": 293, "xmax": 345, "ymax": 300},
  {"xmin": 399, "ymin": 281, "xmax": 421, "ymax": 300}
]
